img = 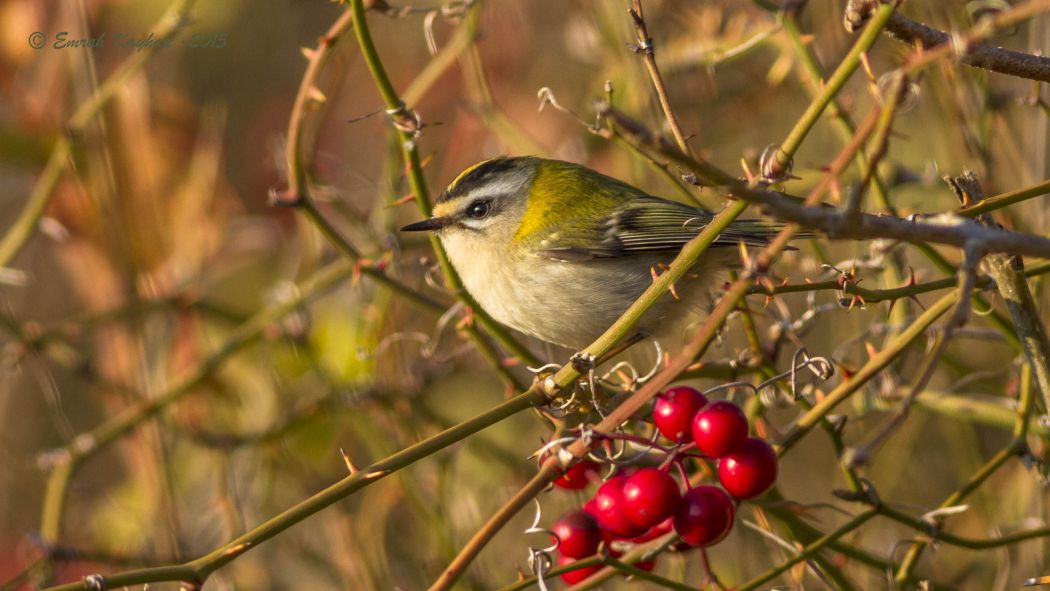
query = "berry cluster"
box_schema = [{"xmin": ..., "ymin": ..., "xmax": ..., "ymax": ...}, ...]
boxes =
[{"xmin": 548, "ymin": 385, "xmax": 779, "ymax": 583}]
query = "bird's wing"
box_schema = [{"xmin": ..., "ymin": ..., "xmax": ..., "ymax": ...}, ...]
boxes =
[{"xmin": 535, "ymin": 196, "xmax": 784, "ymax": 262}]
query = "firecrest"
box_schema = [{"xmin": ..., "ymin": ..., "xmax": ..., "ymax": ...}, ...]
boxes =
[{"xmin": 401, "ymin": 156, "xmax": 782, "ymax": 350}]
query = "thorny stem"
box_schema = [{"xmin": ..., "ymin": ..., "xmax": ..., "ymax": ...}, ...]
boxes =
[
  {"xmin": 958, "ymin": 178, "xmax": 1050, "ymax": 218},
  {"xmin": 279, "ymin": 7, "xmax": 445, "ymax": 315},
  {"xmin": 750, "ymin": 260, "xmax": 1050, "ymax": 301},
  {"xmin": 613, "ymin": 104, "xmax": 1050, "ymax": 259},
  {"xmin": 956, "ymin": 172, "xmax": 1050, "ymax": 413},
  {"xmin": 887, "ymin": 171, "xmax": 1047, "ymax": 581},
  {"xmin": 777, "ymin": 7, "xmax": 1020, "ymax": 350},
  {"xmin": 986, "ymin": 240, "xmax": 1050, "ymax": 414},
  {"xmin": 876, "ymin": 0, "xmax": 1050, "ymax": 82},
  {"xmin": 892, "ymin": 361, "xmax": 1035, "ymax": 583}
]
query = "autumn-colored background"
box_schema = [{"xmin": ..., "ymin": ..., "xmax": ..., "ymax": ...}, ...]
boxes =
[{"xmin": 1, "ymin": 0, "xmax": 1048, "ymax": 589}]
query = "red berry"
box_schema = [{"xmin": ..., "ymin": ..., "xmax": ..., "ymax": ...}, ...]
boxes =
[
  {"xmin": 692, "ymin": 400, "xmax": 749, "ymax": 458},
  {"xmin": 553, "ymin": 459, "xmax": 599, "ymax": 490},
  {"xmin": 551, "ymin": 510, "xmax": 602, "ymax": 559},
  {"xmin": 592, "ymin": 476, "xmax": 647, "ymax": 538},
  {"xmin": 672, "ymin": 485, "xmax": 735, "ymax": 547},
  {"xmin": 557, "ymin": 555, "xmax": 600, "ymax": 584},
  {"xmin": 718, "ymin": 437, "xmax": 778, "ymax": 499},
  {"xmin": 622, "ymin": 468, "xmax": 682, "ymax": 529},
  {"xmin": 653, "ymin": 386, "xmax": 709, "ymax": 443}
]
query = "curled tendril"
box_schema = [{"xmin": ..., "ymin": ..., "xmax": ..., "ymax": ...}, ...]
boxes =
[
  {"xmin": 526, "ymin": 363, "xmax": 561, "ymax": 374},
  {"xmin": 756, "ymin": 347, "xmax": 835, "ymax": 402},
  {"xmin": 524, "ymin": 498, "xmax": 558, "ymax": 591},
  {"xmin": 525, "ymin": 499, "xmax": 559, "ymax": 553}
]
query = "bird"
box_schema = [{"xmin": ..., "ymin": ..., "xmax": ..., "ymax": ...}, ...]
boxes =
[{"xmin": 401, "ymin": 155, "xmax": 784, "ymax": 351}]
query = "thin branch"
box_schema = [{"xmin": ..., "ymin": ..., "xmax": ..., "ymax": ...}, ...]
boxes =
[
  {"xmin": 628, "ymin": 0, "xmax": 693, "ymax": 156},
  {"xmin": 779, "ymin": 290, "xmax": 957, "ymax": 450},
  {"xmin": 955, "ymin": 171, "xmax": 1050, "ymax": 414},
  {"xmin": 871, "ymin": 0, "xmax": 1050, "ymax": 82},
  {"xmin": 957, "ymin": 178, "xmax": 1050, "ymax": 218},
  {"xmin": 739, "ymin": 510, "xmax": 879, "ymax": 591},
  {"xmin": 605, "ymin": 105, "xmax": 1050, "ymax": 260}
]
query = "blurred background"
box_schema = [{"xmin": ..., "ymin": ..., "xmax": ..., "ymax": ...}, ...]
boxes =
[{"xmin": 0, "ymin": 0, "xmax": 1048, "ymax": 589}]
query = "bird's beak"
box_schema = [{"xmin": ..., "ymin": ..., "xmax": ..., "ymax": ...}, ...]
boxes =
[{"xmin": 400, "ymin": 217, "xmax": 451, "ymax": 232}]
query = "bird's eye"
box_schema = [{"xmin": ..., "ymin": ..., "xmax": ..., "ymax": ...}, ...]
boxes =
[{"xmin": 466, "ymin": 200, "xmax": 491, "ymax": 219}]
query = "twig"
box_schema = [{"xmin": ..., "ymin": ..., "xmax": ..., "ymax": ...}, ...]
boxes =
[
  {"xmin": 605, "ymin": 104, "xmax": 1050, "ymax": 260},
  {"xmin": 957, "ymin": 178, "xmax": 1050, "ymax": 218},
  {"xmin": 628, "ymin": 0, "xmax": 694, "ymax": 156},
  {"xmin": 739, "ymin": 510, "xmax": 879, "ymax": 591},
  {"xmin": 275, "ymin": 6, "xmax": 451, "ymax": 315},
  {"xmin": 749, "ymin": 260, "xmax": 1050, "ymax": 301},
  {"xmin": 779, "ymin": 290, "xmax": 957, "ymax": 451},
  {"xmin": 865, "ymin": 0, "xmax": 1050, "ymax": 82}
]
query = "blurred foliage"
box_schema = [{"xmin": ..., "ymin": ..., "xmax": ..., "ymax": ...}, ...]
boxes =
[{"xmin": 0, "ymin": 0, "xmax": 1048, "ymax": 589}]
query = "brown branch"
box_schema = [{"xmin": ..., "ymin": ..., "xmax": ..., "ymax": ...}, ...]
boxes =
[
  {"xmin": 846, "ymin": 0, "xmax": 1050, "ymax": 82},
  {"xmin": 602, "ymin": 105, "xmax": 1050, "ymax": 260},
  {"xmin": 628, "ymin": 0, "xmax": 693, "ymax": 155},
  {"xmin": 885, "ymin": 6, "xmax": 1050, "ymax": 82}
]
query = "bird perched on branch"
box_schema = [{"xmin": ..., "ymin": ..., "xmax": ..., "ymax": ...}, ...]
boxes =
[{"xmin": 402, "ymin": 156, "xmax": 785, "ymax": 350}]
